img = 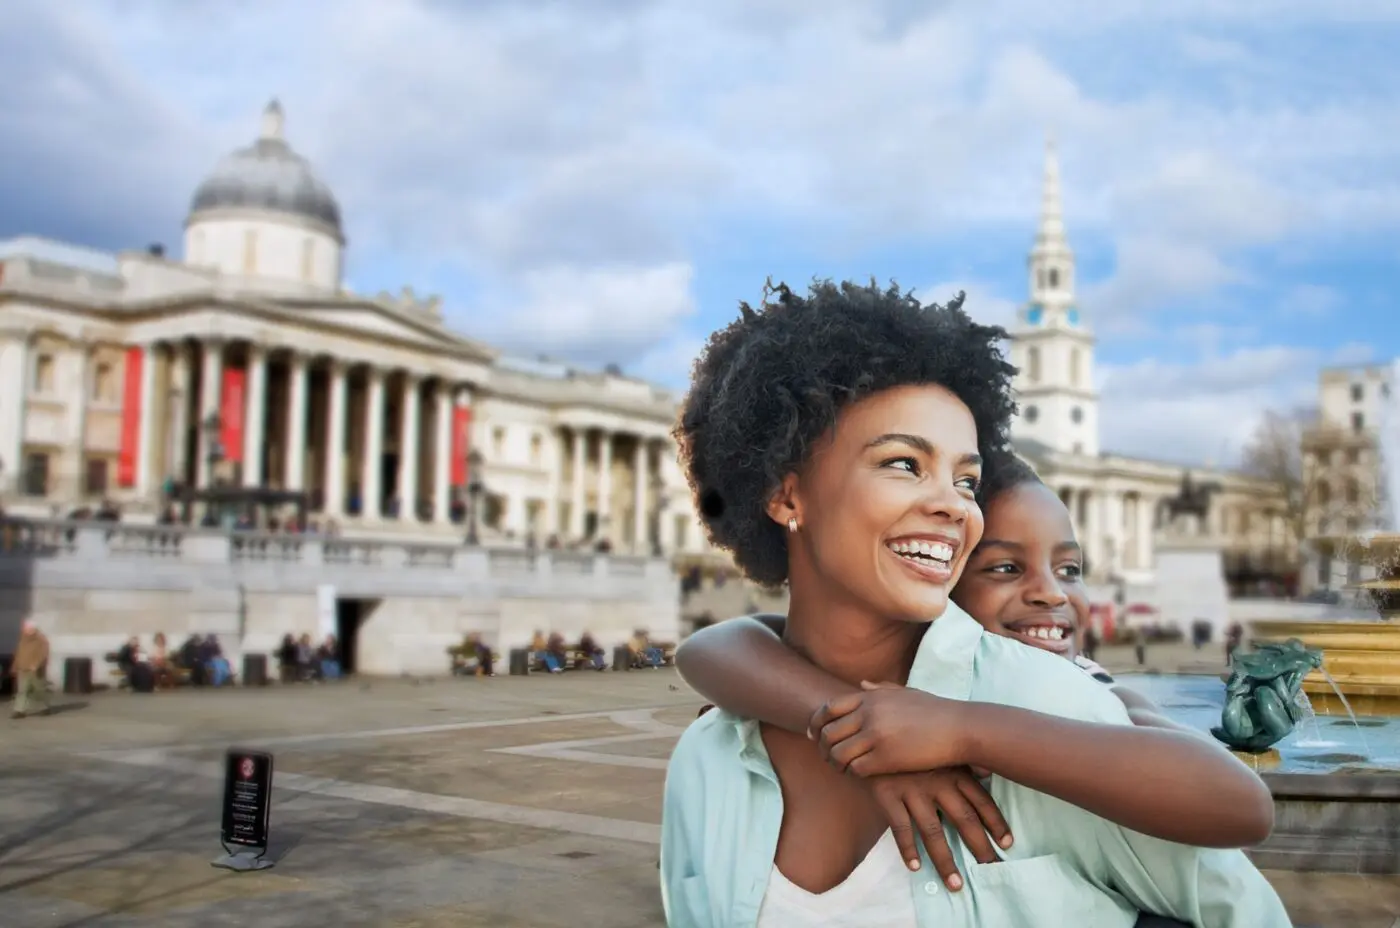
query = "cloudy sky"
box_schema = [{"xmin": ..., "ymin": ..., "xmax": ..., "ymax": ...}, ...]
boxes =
[{"xmin": 3, "ymin": 0, "xmax": 1398, "ymax": 466}]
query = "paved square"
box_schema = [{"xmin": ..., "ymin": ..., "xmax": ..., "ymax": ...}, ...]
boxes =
[{"xmin": 0, "ymin": 670, "xmax": 1396, "ymax": 926}]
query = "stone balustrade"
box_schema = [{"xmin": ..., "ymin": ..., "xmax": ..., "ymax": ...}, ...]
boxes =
[{"xmin": 0, "ymin": 518, "xmax": 679, "ymax": 676}]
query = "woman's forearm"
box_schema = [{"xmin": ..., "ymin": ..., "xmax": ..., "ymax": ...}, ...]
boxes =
[
  {"xmin": 674, "ymin": 615, "xmax": 857, "ymax": 734},
  {"xmin": 964, "ymin": 703, "xmax": 1275, "ymax": 848}
]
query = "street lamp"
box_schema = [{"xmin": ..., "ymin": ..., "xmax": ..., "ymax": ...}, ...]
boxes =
[
  {"xmin": 201, "ymin": 412, "xmax": 224, "ymax": 526},
  {"xmin": 465, "ymin": 448, "xmax": 485, "ymax": 546},
  {"xmin": 650, "ymin": 471, "xmax": 668, "ymax": 557}
]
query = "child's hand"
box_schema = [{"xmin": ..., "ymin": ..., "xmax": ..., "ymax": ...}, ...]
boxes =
[
  {"xmin": 866, "ymin": 768, "xmax": 1013, "ymax": 891},
  {"xmin": 807, "ymin": 681, "xmax": 974, "ymax": 777}
]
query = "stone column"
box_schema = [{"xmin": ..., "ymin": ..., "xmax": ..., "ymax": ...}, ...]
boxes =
[
  {"xmin": 65, "ymin": 344, "xmax": 89, "ymax": 497},
  {"xmin": 570, "ymin": 428, "xmax": 586, "ymax": 539},
  {"xmin": 1101, "ymin": 492, "xmax": 1124, "ymax": 576},
  {"xmin": 632, "ymin": 439, "xmax": 648, "ymax": 552},
  {"xmin": 544, "ymin": 429, "xmax": 561, "ymax": 539},
  {"xmin": 0, "ymin": 329, "xmax": 29, "ymax": 496},
  {"xmin": 166, "ymin": 345, "xmax": 191, "ymax": 484},
  {"xmin": 134, "ymin": 343, "xmax": 159, "ymax": 498},
  {"xmin": 1137, "ymin": 495, "xmax": 1155, "ymax": 570},
  {"xmin": 597, "ymin": 430, "xmax": 613, "ymax": 540},
  {"xmin": 241, "ymin": 345, "xmax": 268, "ymax": 488},
  {"xmin": 284, "ymin": 352, "xmax": 308, "ymax": 491},
  {"xmin": 432, "ymin": 384, "xmax": 453, "ymax": 523},
  {"xmin": 324, "ymin": 361, "xmax": 348, "ymax": 516},
  {"xmin": 196, "ymin": 340, "xmax": 224, "ymax": 489},
  {"xmin": 362, "ymin": 366, "xmax": 385, "ymax": 519},
  {"xmin": 398, "ymin": 375, "xmax": 420, "ymax": 521}
]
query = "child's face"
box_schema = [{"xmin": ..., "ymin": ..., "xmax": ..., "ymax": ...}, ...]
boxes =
[{"xmin": 951, "ymin": 482, "xmax": 1089, "ymax": 657}]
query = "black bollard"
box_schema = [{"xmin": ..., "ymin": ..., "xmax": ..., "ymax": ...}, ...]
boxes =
[
  {"xmin": 63, "ymin": 656, "xmax": 93, "ymax": 694},
  {"xmin": 508, "ymin": 648, "xmax": 531, "ymax": 676},
  {"xmin": 0, "ymin": 654, "xmax": 13, "ymax": 698},
  {"xmin": 612, "ymin": 645, "xmax": 632, "ymax": 672},
  {"xmin": 242, "ymin": 654, "xmax": 269, "ymax": 687}
]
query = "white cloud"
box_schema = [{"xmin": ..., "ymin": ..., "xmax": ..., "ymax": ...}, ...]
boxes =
[
  {"xmin": 468, "ymin": 262, "xmax": 697, "ymax": 365},
  {"xmin": 2, "ymin": 0, "xmax": 1397, "ymax": 468},
  {"xmin": 1099, "ymin": 342, "xmax": 1376, "ymax": 465}
]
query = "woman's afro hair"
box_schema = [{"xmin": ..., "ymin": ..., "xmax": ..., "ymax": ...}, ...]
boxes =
[{"xmin": 675, "ymin": 279, "xmax": 1019, "ymax": 588}]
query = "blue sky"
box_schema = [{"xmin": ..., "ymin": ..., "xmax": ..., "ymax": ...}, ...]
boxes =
[{"xmin": 1, "ymin": 0, "xmax": 1397, "ymax": 465}]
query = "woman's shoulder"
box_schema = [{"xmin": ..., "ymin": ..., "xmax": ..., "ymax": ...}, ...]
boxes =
[
  {"xmin": 973, "ymin": 636, "xmax": 1130, "ymax": 725},
  {"xmin": 664, "ymin": 708, "xmax": 752, "ymax": 811}
]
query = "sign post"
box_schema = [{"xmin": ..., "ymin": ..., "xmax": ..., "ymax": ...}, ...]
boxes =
[{"xmin": 211, "ymin": 749, "xmax": 276, "ymax": 872}]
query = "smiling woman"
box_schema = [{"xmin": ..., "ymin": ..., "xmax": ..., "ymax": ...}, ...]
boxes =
[{"xmin": 660, "ymin": 280, "xmax": 1290, "ymax": 927}]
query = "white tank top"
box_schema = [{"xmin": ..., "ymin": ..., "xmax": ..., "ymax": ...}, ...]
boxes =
[{"xmin": 756, "ymin": 829, "xmax": 918, "ymax": 927}]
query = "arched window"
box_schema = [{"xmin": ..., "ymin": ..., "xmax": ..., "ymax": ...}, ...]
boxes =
[
  {"xmin": 1027, "ymin": 346, "xmax": 1041, "ymax": 382},
  {"xmin": 301, "ymin": 238, "xmax": 315, "ymax": 281},
  {"xmin": 1069, "ymin": 348, "xmax": 1082, "ymax": 386},
  {"xmin": 1048, "ymin": 268, "xmax": 1060, "ymax": 288}
]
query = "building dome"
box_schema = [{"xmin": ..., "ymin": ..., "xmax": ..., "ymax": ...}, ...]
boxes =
[{"xmin": 187, "ymin": 100, "xmax": 343, "ymax": 241}]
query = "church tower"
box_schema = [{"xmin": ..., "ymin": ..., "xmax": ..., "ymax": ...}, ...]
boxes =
[{"xmin": 1008, "ymin": 138, "xmax": 1100, "ymax": 457}]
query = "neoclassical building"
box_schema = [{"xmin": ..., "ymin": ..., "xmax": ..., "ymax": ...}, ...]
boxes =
[
  {"xmin": 0, "ymin": 102, "xmax": 700, "ymax": 558},
  {"xmin": 0, "ymin": 104, "xmax": 1294, "ymax": 605}
]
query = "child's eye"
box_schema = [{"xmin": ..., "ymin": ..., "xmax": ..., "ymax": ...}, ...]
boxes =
[
  {"xmin": 986, "ymin": 562, "xmax": 1020, "ymax": 576},
  {"xmin": 1057, "ymin": 563, "xmax": 1083, "ymax": 580}
]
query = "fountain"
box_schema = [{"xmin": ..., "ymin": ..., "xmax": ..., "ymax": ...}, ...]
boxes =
[
  {"xmin": 1212, "ymin": 638, "xmax": 1324, "ymax": 759},
  {"xmin": 1249, "ymin": 358, "xmax": 1400, "ymax": 715}
]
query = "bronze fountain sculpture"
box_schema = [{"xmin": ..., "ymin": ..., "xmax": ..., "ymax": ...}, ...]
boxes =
[{"xmin": 1212, "ymin": 638, "xmax": 1325, "ymax": 754}]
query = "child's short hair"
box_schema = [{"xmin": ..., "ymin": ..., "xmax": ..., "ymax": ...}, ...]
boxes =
[{"xmin": 977, "ymin": 448, "xmax": 1043, "ymax": 508}]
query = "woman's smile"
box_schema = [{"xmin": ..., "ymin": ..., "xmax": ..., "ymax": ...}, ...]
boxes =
[{"xmin": 886, "ymin": 534, "xmax": 961, "ymax": 585}]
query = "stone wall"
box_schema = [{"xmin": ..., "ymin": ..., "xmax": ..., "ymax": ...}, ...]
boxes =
[{"xmin": 0, "ymin": 520, "xmax": 680, "ymax": 677}]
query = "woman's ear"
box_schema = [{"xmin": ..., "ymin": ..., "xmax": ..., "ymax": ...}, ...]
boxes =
[{"xmin": 764, "ymin": 473, "xmax": 803, "ymax": 530}]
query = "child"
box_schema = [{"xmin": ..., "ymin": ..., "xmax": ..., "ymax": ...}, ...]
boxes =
[{"xmin": 676, "ymin": 451, "xmax": 1273, "ymax": 890}]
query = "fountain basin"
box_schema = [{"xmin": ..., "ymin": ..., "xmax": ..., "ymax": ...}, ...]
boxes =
[
  {"xmin": 1117, "ymin": 673, "xmax": 1400, "ymax": 874},
  {"xmin": 1250, "ymin": 618, "xmax": 1400, "ymax": 715}
]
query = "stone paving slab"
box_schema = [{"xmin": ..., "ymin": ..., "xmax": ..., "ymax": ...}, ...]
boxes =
[{"xmin": 1, "ymin": 668, "xmax": 1397, "ymax": 926}]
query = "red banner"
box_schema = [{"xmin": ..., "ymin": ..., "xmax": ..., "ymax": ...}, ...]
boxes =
[
  {"xmin": 221, "ymin": 368, "xmax": 247, "ymax": 464},
  {"xmin": 116, "ymin": 346, "xmax": 144, "ymax": 487},
  {"xmin": 450, "ymin": 405, "xmax": 473, "ymax": 486}
]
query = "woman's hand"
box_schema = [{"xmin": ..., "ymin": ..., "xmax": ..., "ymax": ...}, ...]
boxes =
[
  {"xmin": 866, "ymin": 768, "xmax": 1013, "ymax": 891},
  {"xmin": 807, "ymin": 681, "xmax": 975, "ymax": 777}
]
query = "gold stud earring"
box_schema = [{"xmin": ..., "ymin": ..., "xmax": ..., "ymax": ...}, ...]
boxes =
[{"xmin": 787, "ymin": 517, "xmax": 799, "ymax": 534}]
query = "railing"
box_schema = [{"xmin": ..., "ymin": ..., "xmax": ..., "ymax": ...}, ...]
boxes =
[{"xmin": 0, "ymin": 519, "xmax": 667, "ymax": 584}]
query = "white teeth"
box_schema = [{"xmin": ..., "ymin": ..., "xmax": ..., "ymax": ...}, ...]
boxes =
[
  {"xmin": 1024, "ymin": 626, "xmax": 1066, "ymax": 641},
  {"xmin": 888, "ymin": 540, "xmax": 955, "ymax": 562}
]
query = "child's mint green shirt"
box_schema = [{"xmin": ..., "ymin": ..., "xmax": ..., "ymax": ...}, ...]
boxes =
[{"xmin": 660, "ymin": 603, "xmax": 1292, "ymax": 927}]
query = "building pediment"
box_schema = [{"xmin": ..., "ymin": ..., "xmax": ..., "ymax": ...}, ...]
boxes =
[{"xmin": 276, "ymin": 298, "xmax": 495, "ymax": 362}]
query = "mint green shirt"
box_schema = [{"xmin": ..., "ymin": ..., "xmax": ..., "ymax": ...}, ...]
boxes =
[{"xmin": 660, "ymin": 603, "xmax": 1292, "ymax": 927}]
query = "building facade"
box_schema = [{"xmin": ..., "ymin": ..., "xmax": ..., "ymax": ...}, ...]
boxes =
[
  {"xmin": 0, "ymin": 104, "xmax": 1294, "ymax": 612},
  {"xmin": 1006, "ymin": 142, "xmax": 1293, "ymax": 604},
  {"xmin": 1299, "ymin": 362, "xmax": 1393, "ymax": 594},
  {"xmin": 0, "ymin": 102, "xmax": 705, "ymax": 560}
]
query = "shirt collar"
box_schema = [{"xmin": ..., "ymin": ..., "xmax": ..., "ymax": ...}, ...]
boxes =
[{"xmin": 905, "ymin": 601, "xmax": 984, "ymax": 701}]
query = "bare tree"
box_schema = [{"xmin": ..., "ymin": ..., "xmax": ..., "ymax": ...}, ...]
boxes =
[{"xmin": 1240, "ymin": 407, "xmax": 1320, "ymax": 547}]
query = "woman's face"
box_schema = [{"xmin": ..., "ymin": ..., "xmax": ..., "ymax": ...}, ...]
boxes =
[
  {"xmin": 777, "ymin": 384, "xmax": 984, "ymax": 623},
  {"xmin": 952, "ymin": 482, "xmax": 1088, "ymax": 655}
]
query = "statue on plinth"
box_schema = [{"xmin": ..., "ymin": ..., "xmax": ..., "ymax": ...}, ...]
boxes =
[
  {"xmin": 1162, "ymin": 470, "xmax": 1222, "ymax": 537},
  {"xmin": 1211, "ymin": 638, "xmax": 1324, "ymax": 753}
]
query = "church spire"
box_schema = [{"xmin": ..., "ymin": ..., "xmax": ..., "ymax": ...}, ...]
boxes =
[
  {"xmin": 1026, "ymin": 133, "xmax": 1075, "ymax": 313},
  {"xmin": 1036, "ymin": 135, "xmax": 1067, "ymax": 250}
]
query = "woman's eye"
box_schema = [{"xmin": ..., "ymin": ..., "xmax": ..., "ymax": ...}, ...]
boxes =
[
  {"xmin": 882, "ymin": 456, "xmax": 919, "ymax": 474},
  {"xmin": 955, "ymin": 475, "xmax": 981, "ymax": 492}
]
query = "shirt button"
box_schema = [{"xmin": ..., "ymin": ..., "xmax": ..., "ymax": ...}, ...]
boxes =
[{"xmin": 923, "ymin": 881, "xmax": 940, "ymax": 896}]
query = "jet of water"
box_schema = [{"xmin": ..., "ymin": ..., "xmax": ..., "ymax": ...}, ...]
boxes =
[{"xmin": 1320, "ymin": 666, "xmax": 1370, "ymax": 757}]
